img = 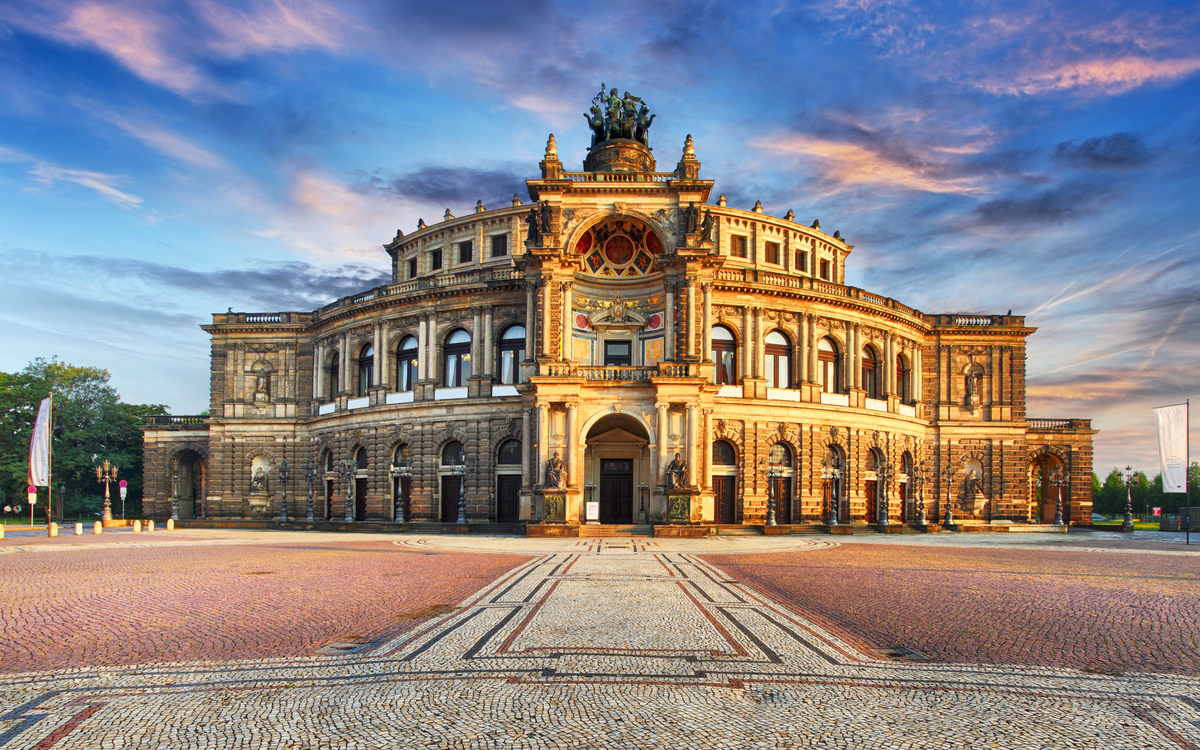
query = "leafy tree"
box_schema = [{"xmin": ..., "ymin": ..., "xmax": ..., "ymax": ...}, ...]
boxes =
[
  {"xmin": 1092, "ymin": 468, "xmax": 1126, "ymax": 516},
  {"xmin": 0, "ymin": 358, "xmax": 167, "ymax": 522}
]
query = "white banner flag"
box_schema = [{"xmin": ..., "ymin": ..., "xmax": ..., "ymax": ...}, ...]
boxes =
[
  {"xmin": 1154, "ymin": 403, "xmax": 1188, "ymax": 493},
  {"xmin": 28, "ymin": 397, "xmax": 52, "ymax": 486}
]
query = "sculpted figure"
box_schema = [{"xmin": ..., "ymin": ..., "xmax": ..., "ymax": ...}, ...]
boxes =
[
  {"xmin": 525, "ymin": 206, "xmax": 541, "ymax": 245},
  {"xmin": 634, "ymin": 104, "xmax": 655, "ymax": 146},
  {"xmin": 539, "ymin": 200, "xmax": 553, "ymax": 234},
  {"xmin": 683, "ymin": 202, "xmax": 699, "ymax": 233},
  {"xmin": 545, "ymin": 452, "xmax": 565, "ymax": 489},
  {"xmin": 604, "ymin": 88, "xmax": 622, "ymax": 139},
  {"xmin": 666, "ymin": 452, "xmax": 689, "ymax": 489},
  {"xmin": 250, "ymin": 467, "xmax": 268, "ymax": 494},
  {"xmin": 585, "ymin": 104, "xmax": 605, "ymax": 147},
  {"xmin": 700, "ymin": 209, "xmax": 714, "ymax": 242}
]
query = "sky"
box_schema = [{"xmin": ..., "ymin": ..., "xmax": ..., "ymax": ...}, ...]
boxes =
[{"xmin": 1, "ymin": 0, "xmax": 1198, "ymax": 477}]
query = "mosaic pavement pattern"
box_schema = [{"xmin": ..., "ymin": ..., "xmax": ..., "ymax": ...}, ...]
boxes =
[{"xmin": 1, "ymin": 536, "xmax": 1198, "ymax": 748}]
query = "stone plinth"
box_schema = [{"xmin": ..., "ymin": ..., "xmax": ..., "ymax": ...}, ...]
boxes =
[{"xmin": 583, "ymin": 139, "xmax": 655, "ymax": 173}]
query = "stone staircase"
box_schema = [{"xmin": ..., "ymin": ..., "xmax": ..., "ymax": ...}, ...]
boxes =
[{"xmin": 577, "ymin": 524, "xmax": 653, "ymax": 537}]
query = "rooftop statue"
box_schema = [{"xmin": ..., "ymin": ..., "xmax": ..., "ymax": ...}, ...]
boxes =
[{"xmin": 585, "ymin": 84, "xmax": 655, "ymax": 148}]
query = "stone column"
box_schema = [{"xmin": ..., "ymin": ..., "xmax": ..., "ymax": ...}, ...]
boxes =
[
  {"xmin": 471, "ymin": 308, "xmax": 482, "ymax": 372},
  {"xmin": 541, "ymin": 280, "xmax": 552, "ymax": 359},
  {"xmin": 374, "ymin": 323, "xmax": 384, "ymax": 387},
  {"xmin": 665, "ymin": 285, "xmax": 675, "ymax": 361},
  {"xmin": 701, "ymin": 409, "xmax": 713, "ymax": 489},
  {"xmin": 417, "ymin": 317, "xmax": 427, "ymax": 380},
  {"xmin": 537, "ymin": 404, "xmax": 549, "ymax": 487},
  {"xmin": 566, "ymin": 404, "xmax": 577, "ymax": 485},
  {"xmin": 314, "ymin": 342, "xmax": 324, "ymax": 401},
  {"xmin": 848, "ymin": 324, "xmax": 859, "ymax": 390},
  {"xmin": 702, "ymin": 283, "xmax": 712, "ymax": 360},
  {"xmin": 751, "ymin": 308, "xmax": 761, "ymax": 378},
  {"xmin": 656, "ymin": 402, "xmax": 669, "ymax": 488},
  {"xmin": 687, "ymin": 405, "xmax": 699, "ymax": 489},
  {"xmin": 798, "ymin": 314, "xmax": 808, "ymax": 384},
  {"xmin": 428, "ymin": 314, "xmax": 439, "ymax": 384},
  {"xmin": 914, "ymin": 344, "xmax": 923, "ymax": 402},
  {"xmin": 561, "ymin": 281, "xmax": 573, "ymax": 361},
  {"xmin": 807, "ymin": 315, "xmax": 818, "ymax": 383},
  {"xmin": 521, "ymin": 408, "xmax": 532, "ymax": 490},
  {"xmin": 483, "ymin": 308, "xmax": 493, "ymax": 377},
  {"xmin": 524, "ymin": 281, "xmax": 536, "ymax": 361},
  {"xmin": 741, "ymin": 307, "xmax": 750, "ymax": 381},
  {"xmin": 685, "ymin": 280, "xmax": 696, "ymax": 358},
  {"xmin": 340, "ymin": 333, "xmax": 350, "ymax": 393}
]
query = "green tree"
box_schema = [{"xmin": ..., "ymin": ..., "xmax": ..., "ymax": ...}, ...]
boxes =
[
  {"xmin": 0, "ymin": 358, "xmax": 167, "ymax": 522},
  {"xmin": 1093, "ymin": 468, "xmax": 1126, "ymax": 516}
]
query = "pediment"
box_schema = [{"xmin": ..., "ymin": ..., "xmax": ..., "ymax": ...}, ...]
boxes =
[{"xmin": 587, "ymin": 427, "xmax": 649, "ymax": 449}]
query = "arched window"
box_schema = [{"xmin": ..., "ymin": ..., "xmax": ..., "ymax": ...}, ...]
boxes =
[
  {"xmin": 712, "ymin": 440, "xmax": 736, "ymax": 466},
  {"xmin": 498, "ymin": 326, "xmax": 526, "ymax": 385},
  {"xmin": 356, "ymin": 344, "xmax": 374, "ymax": 396},
  {"xmin": 356, "ymin": 447, "xmax": 369, "ymax": 470},
  {"xmin": 764, "ymin": 331, "xmax": 791, "ymax": 389},
  {"xmin": 817, "ymin": 338, "xmax": 840, "ymax": 393},
  {"xmin": 444, "ymin": 330, "xmax": 471, "ymax": 387},
  {"xmin": 861, "ymin": 346, "xmax": 879, "ymax": 399},
  {"xmin": 896, "ymin": 354, "xmax": 910, "ymax": 404},
  {"xmin": 769, "ymin": 442, "xmax": 793, "ymax": 467},
  {"xmin": 324, "ymin": 450, "xmax": 334, "ymax": 472},
  {"xmin": 442, "ymin": 441, "xmax": 464, "ymax": 466},
  {"xmin": 711, "ymin": 326, "xmax": 737, "ymax": 385},
  {"xmin": 396, "ymin": 337, "xmax": 418, "ymax": 392},
  {"xmin": 497, "ymin": 439, "xmax": 521, "ymax": 465},
  {"xmin": 328, "ymin": 350, "xmax": 340, "ymax": 401}
]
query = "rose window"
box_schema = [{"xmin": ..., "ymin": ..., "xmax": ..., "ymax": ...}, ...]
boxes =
[{"xmin": 576, "ymin": 218, "xmax": 663, "ymax": 277}]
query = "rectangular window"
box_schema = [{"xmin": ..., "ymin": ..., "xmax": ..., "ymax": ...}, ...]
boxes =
[
  {"xmin": 730, "ymin": 235, "xmax": 747, "ymax": 258},
  {"xmin": 795, "ymin": 251, "xmax": 807, "ymax": 272},
  {"xmin": 491, "ymin": 234, "xmax": 508, "ymax": 257},
  {"xmin": 604, "ymin": 340, "xmax": 632, "ymax": 366},
  {"xmin": 459, "ymin": 240, "xmax": 472, "ymax": 264},
  {"xmin": 819, "ymin": 259, "xmax": 831, "ymax": 280},
  {"xmin": 408, "ymin": 257, "xmax": 417, "ymax": 279},
  {"xmin": 431, "ymin": 249, "xmax": 442, "ymax": 270},
  {"xmin": 765, "ymin": 241, "xmax": 780, "ymax": 265}
]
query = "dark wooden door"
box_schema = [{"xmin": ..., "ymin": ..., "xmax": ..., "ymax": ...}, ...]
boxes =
[
  {"xmin": 599, "ymin": 460, "xmax": 633, "ymax": 523},
  {"xmin": 864, "ymin": 482, "xmax": 877, "ymax": 524},
  {"xmin": 714, "ymin": 475, "xmax": 736, "ymax": 524},
  {"xmin": 899, "ymin": 481, "xmax": 909, "ymax": 522},
  {"xmin": 441, "ymin": 476, "xmax": 461, "ymax": 522},
  {"xmin": 324, "ymin": 480, "xmax": 334, "ymax": 520},
  {"xmin": 496, "ymin": 475, "xmax": 520, "ymax": 523},
  {"xmin": 772, "ymin": 477, "xmax": 792, "ymax": 524},
  {"xmin": 355, "ymin": 477, "xmax": 368, "ymax": 521}
]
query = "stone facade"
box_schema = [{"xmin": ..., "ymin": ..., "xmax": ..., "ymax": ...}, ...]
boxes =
[{"xmin": 142, "ymin": 121, "xmax": 1095, "ymax": 528}]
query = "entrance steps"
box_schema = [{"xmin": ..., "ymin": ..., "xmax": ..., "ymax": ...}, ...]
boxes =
[
  {"xmin": 578, "ymin": 524, "xmax": 652, "ymax": 537},
  {"xmin": 714, "ymin": 524, "xmax": 765, "ymax": 536}
]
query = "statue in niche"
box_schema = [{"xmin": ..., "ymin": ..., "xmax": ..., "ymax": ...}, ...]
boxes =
[
  {"xmin": 666, "ymin": 452, "xmax": 689, "ymax": 489},
  {"xmin": 525, "ymin": 206, "xmax": 541, "ymax": 245},
  {"xmin": 539, "ymin": 200, "xmax": 553, "ymax": 234},
  {"xmin": 545, "ymin": 452, "xmax": 565, "ymax": 489},
  {"xmin": 253, "ymin": 369, "xmax": 270, "ymax": 403},
  {"xmin": 700, "ymin": 210, "xmax": 714, "ymax": 242},
  {"xmin": 966, "ymin": 469, "xmax": 983, "ymax": 498},
  {"xmin": 250, "ymin": 467, "xmax": 269, "ymax": 494},
  {"xmin": 683, "ymin": 202, "xmax": 699, "ymax": 234},
  {"xmin": 965, "ymin": 368, "xmax": 982, "ymax": 408}
]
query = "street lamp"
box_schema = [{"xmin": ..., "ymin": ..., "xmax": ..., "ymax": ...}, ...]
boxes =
[
  {"xmin": 304, "ymin": 456, "xmax": 317, "ymax": 522},
  {"xmin": 389, "ymin": 458, "xmax": 412, "ymax": 524},
  {"xmin": 1122, "ymin": 465, "xmax": 1135, "ymax": 532},
  {"xmin": 95, "ymin": 459, "xmax": 117, "ymax": 522},
  {"xmin": 340, "ymin": 457, "xmax": 356, "ymax": 523},
  {"xmin": 452, "ymin": 456, "xmax": 473, "ymax": 525},
  {"xmin": 916, "ymin": 459, "xmax": 929, "ymax": 526},
  {"xmin": 1049, "ymin": 468, "xmax": 1068, "ymax": 527},
  {"xmin": 58, "ymin": 484, "xmax": 65, "ymax": 523},
  {"xmin": 638, "ymin": 483, "xmax": 648, "ymax": 524},
  {"xmin": 760, "ymin": 457, "xmax": 779, "ymax": 526},
  {"xmin": 170, "ymin": 458, "xmax": 180, "ymax": 521},
  {"xmin": 877, "ymin": 461, "xmax": 895, "ymax": 527},
  {"xmin": 821, "ymin": 453, "xmax": 842, "ymax": 526},
  {"xmin": 941, "ymin": 460, "xmax": 956, "ymax": 527},
  {"xmin": 277, "ymin": 459, "xmax": 290, "ymax": 522}
]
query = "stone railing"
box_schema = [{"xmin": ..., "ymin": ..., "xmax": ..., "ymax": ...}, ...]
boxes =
[
  {"xmin": 221, "ymin": 312, "xmax": 309, "ymax": 325},
  {"xmin": 578, "ymin": 366, "xmax": 655, "ymax": 381},
  {"xmin": 710, "ymin": 273, "xmax": 925, "ymax": 319},
  {"xmin": 310, "ymin": 267, "xmax": 522, "ymax": 321},
  {"xmin": 561, "ymin": 171, "xmax": 678, "ymax": 183},
  {"xmin": 144, "ymin": 415, "xmax": 207, "ymax": 427},
  {"xmin": 927, "ymin": 314, "xmax": 1025, "ymax": 328},
  {"xmin": 1028, "ymin": 419, "xmax": 1092, "ymax": 431}
]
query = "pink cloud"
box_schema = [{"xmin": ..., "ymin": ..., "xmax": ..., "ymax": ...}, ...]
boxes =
[
  {"xmin": 194, "ymin": 0, "xmax": 347, "ymax": 57},
  {"xmin": 986, "ymin": 56, "xmax": 1200, "ymax": 96}
]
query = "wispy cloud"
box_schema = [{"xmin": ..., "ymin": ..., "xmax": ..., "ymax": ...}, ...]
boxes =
[
  {"xmin": 984, "ymin": 56, "xmax": 1200, "ymax": 97},
  {"xmin": 194, "ymin": 0, "xmax": 347, "ymax": 57},
  {"xmin": 87, "ymin": 103, "xmax": 226, "ymax": 169},
  {"xmin": 0, "ymin": 144, "xmax": 143, "ymax": 207}
]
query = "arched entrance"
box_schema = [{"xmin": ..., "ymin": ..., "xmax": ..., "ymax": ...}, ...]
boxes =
[
  {"xmin": 712, "ymin": 440, "xmax": 737, "ymax": 524},
  {"xmin": 172, "ymin": 449, "xmax": 206, "ymax": 518},
  {"xmin": 1030, "ymin": 452, "xmax": 1067, "ymax": 523},
  {"xmin": 585, "ymin": 414, "xmax": 650, "ymax": 524}
]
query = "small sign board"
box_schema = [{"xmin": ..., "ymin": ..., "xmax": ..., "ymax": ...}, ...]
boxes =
[
  {"xmin": 119, "ymin": 480, "xmax": 128, "ymax": 488},
  {"xmin": 27, "ymin": 486, "xmax": 36, "ymax": 504},
  {"xmin": 586, "ymin": 501, "xmax": 599, "ymax": 522},
  {"xmin": 1152, "ymin": 507, "xmax": 1162, "ymax": 516}
]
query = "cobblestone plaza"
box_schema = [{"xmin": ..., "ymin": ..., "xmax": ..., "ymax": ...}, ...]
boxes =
[{"xmin": 1, "ymin": 528, "xmax": 1196, "ymax": 748}]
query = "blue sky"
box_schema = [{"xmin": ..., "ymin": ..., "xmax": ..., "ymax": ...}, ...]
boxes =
[{"xmin": 1, "ymin": 0, "xmax": 1198, "ymax": 475}]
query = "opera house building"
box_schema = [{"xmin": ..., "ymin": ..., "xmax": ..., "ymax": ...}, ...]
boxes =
[{"xmin": 142, "ymin": 94, "xmax": 1095, "ymax": 534}]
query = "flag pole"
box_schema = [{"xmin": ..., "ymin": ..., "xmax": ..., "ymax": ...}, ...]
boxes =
[
  {"xmin": 1187, "ymin": 399, "xmax": 1190, "ymax": 546},
  {"xmin": 46, "ymin": 395, "xmax": 52, "ymax": 528}
]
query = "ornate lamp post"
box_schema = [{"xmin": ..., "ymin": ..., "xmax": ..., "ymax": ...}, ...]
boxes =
[
  {"xmin": 1050, "ymin": 468, "xmax": 1068, "ymax": 527},
  {"xmin": 638, "ymin": 483, "xmax": 648, "ymax": 523},
  {"xmin": 390, "ymin": 458, "xmax": 412, "ymax": 524},
  {"xmin": 941, "ymin": 460, "xmax": 956, "ymax": 527},
  {"xmin": 1121, "ymin": 465, "xmax": 1135, "ymax": 532},
  {"xmin": 95, "ymin": 460, "xmax": 117, "ymax": 522},
  {"xmin": 916, "ymin": 459, "xmax": 929, "ymax": 526},
  {"xmin": 877, "ymin": 461, "xmax": 895, "ymax": 527},
  {"xmin": 340, "ymin": 456, "xmax": 356, "ymax": 523},
  {"xmin": 170, "ymin": 458, "xmax": 180, "ymax": 521},
  {"xmin": 760, "ymin": 458, "xmax": 779, "ymax": 526},
  {"xmin": 277, "ymin": 459, "xmax": 290, "ymax": 522},
  {"xmin": 58, "ymin": 484, "xmax": 65, "ymax": 524},
  {"xmin": 822, "ymin": 453, "xmax": 842, "ymax": 525},
  {"xmin": 453, "ymin": 456, "xmax": 474, "ymax": 525},
  {"xmin": 304, "ymin": 456, "xmax": 317, "ymax": 522}
]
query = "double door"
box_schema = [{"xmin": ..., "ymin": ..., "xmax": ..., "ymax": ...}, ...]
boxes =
[
  {"xmin": 496, "ymin": 475, "xmax": 520, "ymax": 523},
  {"xmin": 599, "ymin": 459, "xmax": 633, "ymax": 524},
  {"xmin": 714, "ymin": 476, "xmax": 736, "ymax": 524}
]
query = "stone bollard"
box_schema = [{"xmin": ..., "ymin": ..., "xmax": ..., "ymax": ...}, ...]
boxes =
[
  {"xmin": 146, "ymin": 520, "xmax": 154, "ymax": 532},
  {"xmin": 93, "ymin": 521, "xmax": 102, "ymax": 534},
  {"xmin": 133, "ymin": 520, "xmax": 141, "ymax": 533},
  {"xmin": 166, "ymin": 519, "xmax": 174, "ymax": 531},
  {"xmin": 49, "ymin": 522, "xmax": 58, "ymax": 537},
  {"xmin": 0, "ymin": 525, "xmax": 4, "ymax": 539},
  {"xmin": 75, "ymin": 522, "xmax": 83, "ymax": 536}
]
